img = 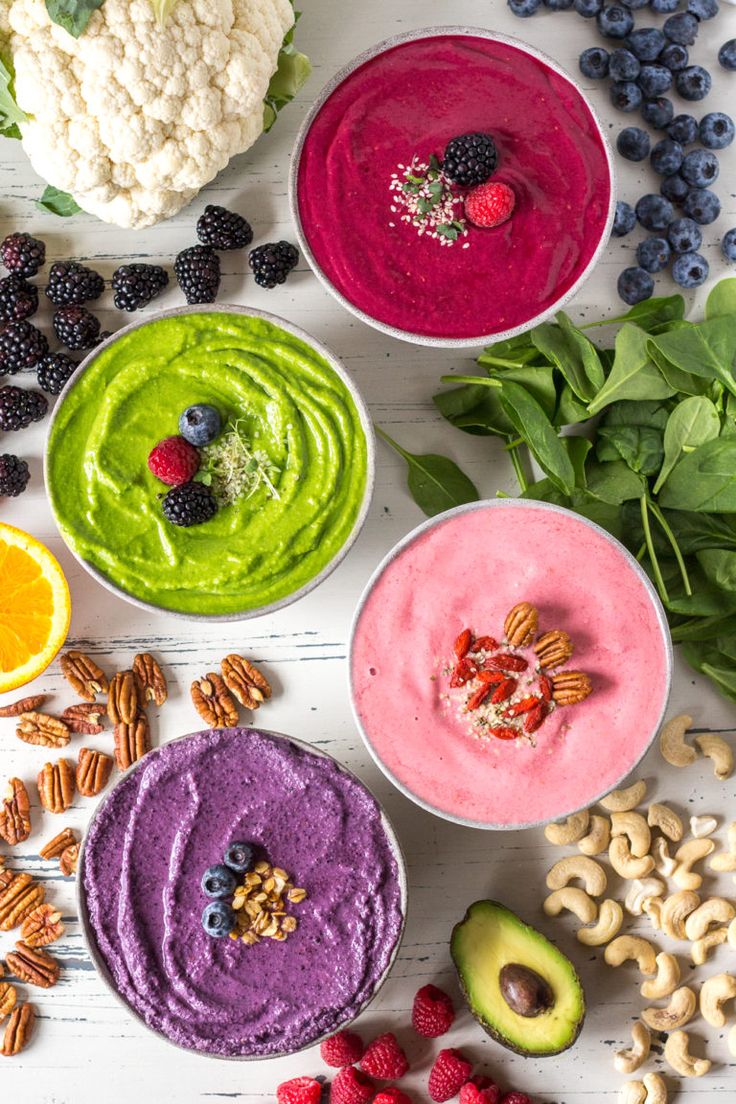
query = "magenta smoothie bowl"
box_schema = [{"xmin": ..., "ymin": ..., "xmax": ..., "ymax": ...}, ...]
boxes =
[
  {"xmin": 350, "ymin": 501, "xmax": 672, "ymax": 830},
  {"xmin": 291, "ymin": 28, "xmax": 615, "ymax": 347},
  {"xmin": 78, "ymin": 728, "xmax": 406, "ymax": 1058}
]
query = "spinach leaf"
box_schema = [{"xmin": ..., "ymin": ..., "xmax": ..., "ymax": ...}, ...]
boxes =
[
  {"xmin": 564, "ymin": 436, "xmax": 592, "ymax": 487},
  {"xmin": 530, "ymin": 314, "xmax": 604, "ymax": 402},
  {"xmin": 375, "ymin": 427, "xmax": 479, "ymax": 517},
  {"xmin": 653, "ymin": 395, "xmax": 721, "ymax": 493},
  {"xmin": 478, "ymin": 331, "xmax": 538, "ymax": 370},
  {"xmin": 588, "ymin": 324, "xmax": 675, "ymax": 415},
  {"xmin": 649, "ymin": 316, "xmax": 736, "ymax": 399},
  {"xmin": 45, "ymin": 0, "xmax": 106, "ymax": 37},
  {"xmin": 697, "ymin": 549, "xmax": 736, "ymax": 592},
  {"xmin": 555, "ymin": 384, "xmax": 591, "ymax": 427},
  {"xmin": 36, "ymin": 186, "xmax": 81, "ymax": 217},
  {"xmin": 434, "ymin": 378, "xmax": 514, "ymax": 436},
  {"xmin": 622, "ymin": 501, "xmax": 736, "ymax": 556},
  {"xmin": 0, "ymin": 54, "xmax": 26, "ymax": 138},
  {"xmin": 597, "ymin": 425, "xmax": 664, "ymax": 476},
  {"xmin": 495, "ymin": 364, "xmax": 557, "ymax": 419},
  {"xmin": 705, "ymin": 278, "xmax": 736, "ymax": 321},
  {"xmin": 659, "ymin": 438, "xmax": 736, "ymax": 512},
  {"xmin": 497, "ymin": 380, "xmax": 575, "ymax": 495},
  {"xmin": 582, "ymin": 294, "xmax": 685, "ymax": 332},
  {"xmin": 602, "ymin": 400, "xmax": 670, "ymax": 430},
  {"xmin": 586, "ymin": 459, "xmax": 645, "ymax": 504}
]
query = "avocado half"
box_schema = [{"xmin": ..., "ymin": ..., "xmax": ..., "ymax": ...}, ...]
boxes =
[{"xmin": 450, "ymin": 900, "xmax": 585, "ymax": 1057}]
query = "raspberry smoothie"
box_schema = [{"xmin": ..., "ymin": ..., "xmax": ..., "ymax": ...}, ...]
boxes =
[{"xmin": 350, "ymin": 502, "xmax": 671, "ymax": 828}]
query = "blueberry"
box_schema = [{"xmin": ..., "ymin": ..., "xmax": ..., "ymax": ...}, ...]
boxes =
[
  {"xmin": 650, "ymin": 0, "xmax": 680, "ymax": 10},
  {"xmin": 676, "ymin": 65, "xmax": 712, "ymax": 101},
  {"xmin": 638, "ymin": 63, "xmax": 673, "ymax": 97},
  {"xmin": 508, "ymin": 0, "xmax": 543, "ymax": 12},
  {"xmin": 621, "ymin": 0, "xmax": 649, "ymax": 7},
  {"xmin": 611, "ymin": 80, "xmax": 644, "ymax": 111},
  {"xmin": 597, "ymin": 5, "xmax": 635, "ymax": 37},
  {"xmin": 543, "ymin": 0, "xmax": 574, "ymax": 7},
  {"xmin": 179, "ymin": 403, "xmax": 222, "ymax": 446},
  {"xmin": 719, "ymin": 40, "xmax": 736, "ymax": 71},
  {"xmin": 579, "ymin": 47, "xmax": 611, "ymax": 78},
  {"xmin": 664, "ymin": 12, "xmax": 699, "ymax": 44},
  {"xmin": 610, "ymin": 48, "xmax": 641, "ymax": 80},
  {"xmin": 574, "ymin": 0, "xmax": 604, "ymax": 13},
  {"xmin": 642, "ymin": 98, "xmax": 674, "ymax": 129},
  {"xmin": 613, "ymin": 200, "xmax": 637, "ymax": 236},
  {"xmin": 667, "ymin": 217, "xmax": 702, "ymax": 253},
  {"xmin": 682, "ymin": 187, "xmax": 721, "ymax": 224},
  {"xmin": 618, "ymin": 267, "xmax": 655, "ymax": 305},
  {"xmin": 650, "ymin": 137, "xmax": 684, "ymax": 175},
  {"xmin": 667, "ymin": 113, "xmax": 699, "ymax": 144},
  {"xmin": 681, "ymin": 148, "xmax": 719, "ymax": 188},
  {"xmin": 660, "ymin": 173, "xmax": 690, "ymax": 204},
  {"xmin": 672, "ymin": 251, "xmax": 709, "ymax": 288},
  {"xmin": 201, "ymin": 863, "xmax": 237, "ymax": 899},
  {"xmin": 628, "ymin": 27, "xmax": 666, "ymax": 60},
  {"xmin": 637, "ymin": 237, "xmax": 672, "ymax": 273},
  {"xmin": 223, "ymin": 841, "xmax": 254, "ymax": 874},
  {"xmin": 659, "ymin": 43, "xmax": 689, "ymax": 71},
  {"xmin": 618, "ymin": 126, "xmax": 651, "ymax": 160},
  {"xmin": 687, "ymin": 0, "xmax": 718, "ymax": 18},
  {"xmin": 699, "ymin": 112, "xmax": 734, "ymax": 150},
  {"xmin": 636, "ymin": 193, "xmax": 675, "ymax": 231},
  {"xmin": 723, "ymin": 228, "xmax": 736, "ymax": 263},
  {"xmin": 202, "ymin": 900, "xmax": 237, "ymax": 938}
]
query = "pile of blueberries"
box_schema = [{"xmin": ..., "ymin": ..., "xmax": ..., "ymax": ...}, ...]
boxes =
[
  {"xmin": 506, "ymin": 0, "xmax": 736, "ymax": 304},
  {"xmin": 200, "ymin": 840, "xmax": 255, "ymax": 938}
]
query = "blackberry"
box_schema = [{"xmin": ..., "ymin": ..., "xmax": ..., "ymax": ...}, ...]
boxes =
[
  {"xmin": 1, "ymin": 233, "xmax": 46, "ymax": 278},
  {"xmin": 0, "ymin": 321, "xmax": 48, "ymax": 375},
  {"xmin": 442, "ymin": 132, "xmax": 498, "ymax": 187},
  {"xmin": 196, "ymin": 205, "xmax": 254, "ymax": 251},
  {"xmin": 248, "ymin": 241, "xmax": 299, "ymax": 289},
  {"xmin": 161, "ymin": 480, "xmax": 218, "ymax": 527},
  {"xmin": 174, "ymin": 245, "xmax": 221, "ymax": 304},
  {"xmin": 0, "ymin": 454, "xmax": 30, "ymax": 498},
  {"xmin": 36, "ymin": 352, "xmax": 78, "ymax": 395},
  {"xmin": 112, "ymin": 263, "xmax": 168, "ymax": 311},
  {"xmin": 0, "ymin": 275, "xmax": 38, "ymax": 323},
  {"xmin": 53, "ymin": 305, "xmax": 101, "ymax": 350},
  {"xmin": 0, "ymin": 385, "xmax": 48, "ymax": 431},
  {"xmin": 46, "ymin": 261, "xmax": 104, "ymax": 307}
]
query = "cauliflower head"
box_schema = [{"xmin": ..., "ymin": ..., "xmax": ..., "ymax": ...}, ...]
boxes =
[{"xmin": 7, "ymin": 0, "xmax": 295, "ymax": 227}]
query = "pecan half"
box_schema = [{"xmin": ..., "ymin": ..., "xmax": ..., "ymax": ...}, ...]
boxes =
[
  {"xmin": 0, "ymin": 980, "xmax": 17, "ymax": 1021},
  {"xmin": 0, "ymin": 694, "xmax": 47, "ymax": 718},
  {"xmin": 5, "ymin": 942, "xmax": 60, "ymax": 989},
  {"xmin": 504, "ymin": 602, "xmax": 539, "ymax": 647},
  {"xmin": 0, "ymin": 873, "xmax": 44, "ymax": 931},
  {"xmin": 0, "ymin": 780, "xmax": 31, "ymax": 846},
  {"xmin": 534, "ymin": 630, "xmax": 574, "ymax": 670},
  {"xmin": 20, "ymin": 905, "xmax": 64, "ymax": 948},
  {"xmin": 552, "ymin": 670, "xmax": 593, "ymax": 705},
  {"xmin": 191, "ymin": 673, "xmax": 239, "ymax": 728},
  {"xmin": 0, "ymin": 869, "xmax": 12, "ymax": 892},
  {"xmin": 37, "ymin": 760, "xmax": 75, "ymax": 814},
  {"xmin": 39, "ymin": 826, "xmax": 77, "ymax": 860},
  {"xmin": 1, "ymin": 1002, "xmax": 35, "ymax": 1056},
  {"xmin": 76, "ymin": 747, "xmax": 113, "ymax": 797},
  {"xmin": 59, "ymin": 843, "xmax": 79, "ymax": 877},
  {"xmin": 221, "ymin": 655, "xmax": 272, "ymax": 710},
  {"xmin": 114, "ymin": 714, "xmax": 151, "ymax": 771},
  {"xmin": 61, "ymin": 702, "xmax": 105, "ymax": 735},
  {"xmin": 15, "ymin": 712, "xmax": 70, "ymax": 749},
  {"xmin": 60, "ymin": 650, "xmax": 108, "ymax": 701},
  {"xmin": 132, "ymin": 653, "xmax": 167, "ymax": 707},
  {"xmin": 107, "ymin": 670, "xmax": 141, "ymax": 725}
]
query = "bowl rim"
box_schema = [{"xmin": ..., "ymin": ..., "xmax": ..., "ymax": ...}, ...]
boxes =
[
  {"xmin": 43, "ymin": 303, "xmax": 376, "ymax": 622},
  {"xmin": 289, "ymin": 24, "xmax": 617, "ymax": 350},
  {"xmin": 76, "ymin": 725, "xmax": 408, "ymax": 1061},
  {"xmin": 348, "ymin": 497, "xmax": 674, "ymax": 830}
]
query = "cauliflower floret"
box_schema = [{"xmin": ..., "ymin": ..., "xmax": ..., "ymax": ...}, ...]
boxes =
[{"xmin": 7, "ymin": 0, "xmax": 294, "ymax": 227}]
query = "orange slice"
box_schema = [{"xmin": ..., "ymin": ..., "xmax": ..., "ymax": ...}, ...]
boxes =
[{"xmin": 0, "ymin": 523, "xmax": 71, "ymax": 693}]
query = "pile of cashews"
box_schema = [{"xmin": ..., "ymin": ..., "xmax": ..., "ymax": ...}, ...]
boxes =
[{"xmin": 542, "ymin": 713, "xmax": 736, "ymax": 1103}]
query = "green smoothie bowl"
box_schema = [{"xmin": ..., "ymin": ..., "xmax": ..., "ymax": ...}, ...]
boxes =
[{"xmin": 44, "ymin": 306, "xmax": 374, "ymax": 620}]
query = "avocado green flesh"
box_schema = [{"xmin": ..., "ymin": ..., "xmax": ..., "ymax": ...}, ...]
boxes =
[{"xmin": 451, "ymin": 900, "xmax": 585, "ymax": 1057}]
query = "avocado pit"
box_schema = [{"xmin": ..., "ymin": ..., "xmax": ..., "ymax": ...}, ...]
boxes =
[{"xmin": 499, "ymin": 963, "xmax": 555, "ymax": 1018}]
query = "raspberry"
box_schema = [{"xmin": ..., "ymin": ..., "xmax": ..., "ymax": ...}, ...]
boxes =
[
  {"xmin": 428, "ymin": 1049, "xmax": 473, "ymax": 1103},
  {"xmin": 148, "ymin": 436, "xmax": 200, "ymax": 485},
  {"xmin": 360, "ymin": 1032, "xmax": 409, "ymax": 1079},
  {"xmin": 374, "ymin": 1091, "xmax": 413, "ymax": 1104},
  {"xmin": 320, "ymin": 1030, "xmax": 364, "ymax": 1068},
  {"xmin": 464, "ymin": 182, "xmax": 516, "ymax": 229},
  {"xmin": 460, "ymin": 1077, "xmax": 502, "ymax": 1104},
  {"xmin": 276, "ymin": 1076, "xmax": 323, "ymax": 1104},
  {"xmin": 331, "ymin": 1067, "xmax": 374, "ymax": 1104},
  {"xmin": 500, "ymin": 1095, "xmax": 533, "ymax": 1104},
  {"xmin": 412, "ymin": 984, "xmax": 456, "ymax": 1038}
]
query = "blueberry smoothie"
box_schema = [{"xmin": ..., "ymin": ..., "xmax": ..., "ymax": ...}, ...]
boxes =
[
  {"xmin": 80, "ymin": 729, "xmax": 405, "ymax": 1056},
  {"xmin": 296, "ymin": 32, "xmax": 612, "ymax": 341}
]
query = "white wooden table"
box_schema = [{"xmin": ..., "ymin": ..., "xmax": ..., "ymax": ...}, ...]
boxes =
[{"xmin": 1, "ymin": 2, "xmax": 736, "ymax": 1100}]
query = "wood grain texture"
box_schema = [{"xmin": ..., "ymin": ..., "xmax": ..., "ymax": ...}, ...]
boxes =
[{"xmin": 1, "ymin": 0, "xmax": 735, "ymax": 1099}]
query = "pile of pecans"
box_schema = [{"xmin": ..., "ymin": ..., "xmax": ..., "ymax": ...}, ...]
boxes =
[
  {"xmin": 191, "ymin": 653, "xmax": 272, "ymax": 729},
  {"xmin": 230, "ymin": 860, "xmax": 307, "ymax": 946}
]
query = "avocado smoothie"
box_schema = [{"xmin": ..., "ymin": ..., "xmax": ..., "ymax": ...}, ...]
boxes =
[{"xmin": 46, "ymin": 311, "xmax": 369, "ymax": 615}]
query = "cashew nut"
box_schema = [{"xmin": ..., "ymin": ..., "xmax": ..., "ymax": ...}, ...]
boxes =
[
  {"xmin": 641, "ymin": 952, "xmax": 681, "ymax": 1000},
  {"xmin": 545, "ymin": 809, "xmax": 590, "ymax": 846},
  {"xmin": 611, "ymin": 811, "xmax": 651, "ymax": 858},
  {"xmin": 644, "ymin": 896, "xmax": 663, "ymax": 931},
  {"xmin": 647, "ymin": 803, "xmax": 683, "ymax": 842},
  {"xmin": 690, "ymin": 814, "xmax": 718, "ymax": 839},
  {"xmin": 695, "ymin": 732, "xmax": 734, "ymax": 780},
  {"xmin": 619, "ymin": 1083, "xmax": 646, "ymax": 1104},
  {"xmin": 543, "ymin": 887, "xmax": 598, "ymax": 924},
  {"xmin": 661, "ymin": 890, "xmax": 701, "ymax": 940},
  {"xmin": 659, "ymin": 714, "xmax": 695, "ymax": 767},
  {"xmin": 651, "ymin": 836, "xmax": 677, "ymax": 877},
  {"xmin": 691, "ymin": 927, "xmax": 728, "ymax": 966},
  {"xmin": 604, "ymin": 934, "xmax": 657, "ymax": 975},
  {"xmin": 577, "ymin": 899, "xmax": 623, "ymax": 946},
  {"xmin": 684, "ymin": 897, "xmax": 736, "ymax": 941},
  {"xmin": 642, "ymin": 1073, "xmax": 668, "ymax": 1104},
  {"xmin": 673, "ymin": 838, "xmax": 715, "ymax": 890},
  {"xmin": 663, "ymin": 1031, "xmax": 711, "ymax": 1078},
  {"xmin": 578, "ymin": 814, "xmax": 611, "ymax": 856},
  {"xmin": 625, "ymin": 877, "xmax": 666, "ymax": 917},
  {"xmin": 610, "ymin": 836, "xmax": 656, "ymax": 880},
  {"xmin": 600, "ymin": 779, "xmax": 647, "ymax": 813},
  {"xmin": 700, "ymin": 973, "xmax": 736, "ymax": 1028},
  {"xmin": 614, "ymin": 1021, "xmax": 651, "ymax": 1074},
  {"xmin": 642, "ymin": 985, "xmax": 697, "ymax": 1031},
  {"xmin": 710, "ymin": 821, "xmax": 736, "ymax": 872},
  {"xmin": 546, "ymin": 855, "xmax": 607, "ymax": 896}
]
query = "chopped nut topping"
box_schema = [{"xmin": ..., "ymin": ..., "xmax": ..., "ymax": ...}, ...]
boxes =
[{"xmin": 227, "ymin": 860, "xmax": 307, "ymax": 945}]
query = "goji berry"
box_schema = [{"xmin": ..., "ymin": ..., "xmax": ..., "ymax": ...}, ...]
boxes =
[
  {"xmin": 491, "ymin": 677, "xmax": 517, "ymax": 704},
  {"xmin": 471, "ymin": 635, "xmax": 498, "ymax": 653},
  {"xmin": 454, "ymin": 628, "xmax": 473, "ymax": 660},
  {"xmin": 477, "ymin": 670, "xmax": 506, "ymax": 685},
  {"xmin": 467, "ymin": 684, "xmax": 492, "ymax": 711},
  {"xmin": 506, "ymin": 695, "xmax": 541, "ymax": 717},
  {"xmin": 488, "ymin": 725, "xmax": 521, "ymax": 740},
  {"xmin": 488, "ymin": 653, "xmax": 528, "ymax": 672},
  {"xmin": 524, "ymin": 702, "xmax": 547, "ymax": 734},
  {"xmin": 539, "ymin": 675, "xmax": 553, "ymax": 702}
]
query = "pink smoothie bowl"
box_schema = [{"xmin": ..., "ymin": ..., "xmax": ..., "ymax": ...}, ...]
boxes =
[
  {"xmin": 348, "ymin": 500, "xmax": 673, "ymax": 831},
  {"xmin": 290, "ymin": 27, "xmax": 616, "ymax": 349}
]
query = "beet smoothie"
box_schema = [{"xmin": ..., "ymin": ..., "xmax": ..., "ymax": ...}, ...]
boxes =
[
  {"xmin": 81, "ymin": 729, "xmax": 405, "ymax": 1056},
  {"xmin": 296, "ymin": 32, "xmax": 612, "ymax": 341}
]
